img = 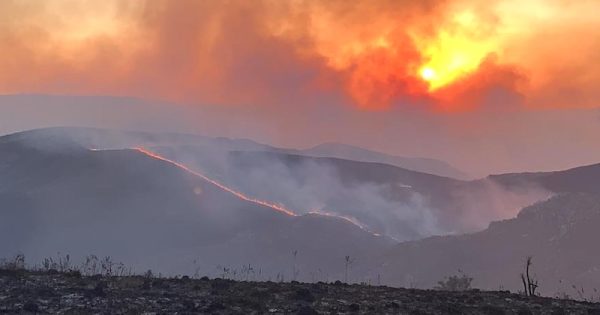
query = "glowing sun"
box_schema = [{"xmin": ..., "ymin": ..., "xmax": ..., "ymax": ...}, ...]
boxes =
[{"xmin": 420, "ymin": 67, "xmax": 437, "ymax": 81}]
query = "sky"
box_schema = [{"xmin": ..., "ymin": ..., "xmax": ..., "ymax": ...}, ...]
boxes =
[{"xmin": 1, "ymin": 0, "xmax": 600, "ymax": 176}]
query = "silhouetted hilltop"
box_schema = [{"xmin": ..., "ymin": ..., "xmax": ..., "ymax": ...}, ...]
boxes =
[{"xmin": 380, "ymin": 193, "xmax": 600, "ymax": 295}]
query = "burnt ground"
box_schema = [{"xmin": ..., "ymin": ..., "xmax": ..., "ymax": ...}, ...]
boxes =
[{"xmin": 1, "ymin": 269, "xmax": 599, "ymax": 314}]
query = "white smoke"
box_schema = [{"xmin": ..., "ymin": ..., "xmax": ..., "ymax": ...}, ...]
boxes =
[{"xmin": 153, "ymin": 146, "xmax": 448, "ymax": 241}]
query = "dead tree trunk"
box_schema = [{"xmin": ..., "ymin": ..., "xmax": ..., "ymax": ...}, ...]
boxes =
[
  {"xmin": 522, "ymin": 256, "xmax": 538, "ymax": 296},
  {"xmin": 520, "ymin": 273, "xmax": 528, "ymax": 295}
]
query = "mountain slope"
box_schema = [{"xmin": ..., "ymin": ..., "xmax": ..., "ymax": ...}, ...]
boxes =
[
  {"xmin": 0, "ymin": 128, "xmax": 560, "ymax": 241},
  {"xmin": 378, "ymin": 193, "xmax": 600, "ymax": 295},
  {"xmin": 488, "ymin": 163, "xmax": 600, "ymax": 194},
  {"xmin": 1, "ymin": 128, "xmax": 476, "ymax": 240},
  {"xmin": 153, "ymin": 145, "xmax": 551, "ymax": 240},
  {"xmin": 1, "ymin": 126, "xmax": 466, "ymax": 179},
  {"xmin": 2, "ymin": 127, "xmax": 600, "ymax": 294},
  {"xmin": 302, "ymin": 142, "xmax": 470, "ymax": 179},
  {"xmin": 0, "ymin": 133, "xmax": 391, "ymax": 280},
  {"xmin": 152, "ymin": 146, "xmax": 472, "ymax": 240}
]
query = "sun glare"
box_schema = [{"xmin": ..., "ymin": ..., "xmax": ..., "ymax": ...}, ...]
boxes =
[{"xmin": 420, "ymin": 67, "xmax": 437, "ymax": 81}]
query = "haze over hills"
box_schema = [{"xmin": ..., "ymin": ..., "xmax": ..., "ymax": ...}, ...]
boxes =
[
  {"xmin": 0, "ymin": 130, "xmax": 390, "ymax": 280},
  {"xmin": 487, "ymin": 164, "xmax": 600, "ymax": 195},
  {"xmin": 158, "ymin": 146, "xmax": 600, "ymax": 243},
  {"xmin": 0, "ymin": 93, "xmax": 469, "ymax": 180},
  {"xmin": 300, "ymin": 142, "xmax": 470, "ymax": 179},
  {"xmin": 151, "ymin": 145, "xmax": 553, "ymax": 240},
  {"xmin": 380, "ymin": 193, "xmax": 600, "ymax": 295},
  {"xmin": 2, "ymin": 2, "xmax": 600, "ymax": 311},
  {"xmin": 1, "ymin": 127, "xmax": 549, "ymax": 241},
  {"xmin": 6, "ymin": 94, "xmax": 600, "ymax": 178},
  {"xmin": 0, "ymin": 116, "xmax": 468, "ymax": 179},
  {"xmin": 2, "ymin": 127, "xmax": 600, "ymax": 296}
]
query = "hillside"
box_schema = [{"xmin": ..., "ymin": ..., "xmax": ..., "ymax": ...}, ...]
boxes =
[
  {"xmin": 0, "ymin": 132, "xmax": 391, "ymax": 280},
  {"xmin": 488, "ymin": 164, "xmax": 600, "ymax": 194},
  {"xmin": 379, "ymin": 193, "xmax": 600, "ymax": 295},
  {"xmin": 0, "ymin": 127, "xmax": 564, "ymax": 241},
  {"xmin": 3, "ymin": 127, "xmax": 600, "ymax": 294},
  {"xmin": 302, "ymin": 142, "xmax": 470, "ymax": 179},
  {"xmin": 153, "ymin": 145, "xmax": 550, "ymax": 240}
]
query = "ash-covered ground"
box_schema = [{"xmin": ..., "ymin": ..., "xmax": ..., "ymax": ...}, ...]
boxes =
[{"xmin": 1, "ymin": 269, "xmax": 600, "ymax": 314}]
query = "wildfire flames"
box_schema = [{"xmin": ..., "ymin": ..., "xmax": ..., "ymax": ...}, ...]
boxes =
[
  {"xmin": 116, "ymin": 147, "xmax": 380, "ymax": 236},
  {"xmin": 133, "ymin": 147, "xmax": 297, "ymax": 216},
  {"xmin": 307, "ymin": 210, "xmax": 379, "ymax": 237}
]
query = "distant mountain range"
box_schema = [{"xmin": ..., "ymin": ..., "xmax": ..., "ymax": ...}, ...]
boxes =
[
  {"xmin": 1, "ymin": 127, "xmax": 600, "ymax": 294},
  {"xmin": 299, "ymin": 142, "xmax": 470, "ymax": 179},
  {"xmin": 0, "ymin": 122, "xmax": 468, "ymax": 179}
]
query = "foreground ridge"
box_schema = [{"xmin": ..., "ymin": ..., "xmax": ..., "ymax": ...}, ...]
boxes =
[{"xmin": 1, "ymin": 269, "xmax": 599, "ymax": 314}]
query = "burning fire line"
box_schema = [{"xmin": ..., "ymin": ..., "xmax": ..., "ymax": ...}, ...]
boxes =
[
  {"xmin": 306, "ymin": 210, "xmax": 397, "ymax": 240},
  {"xmin": 307, "ymin": 210, "xmax": 373, "ymax": 234},
  {"xmin": 89, "ymin": 147, "xmax": 380, "ymax": 236},
  {"xmin": 133, "ymin": 147, "xmax": 297, "ymax": 217}
]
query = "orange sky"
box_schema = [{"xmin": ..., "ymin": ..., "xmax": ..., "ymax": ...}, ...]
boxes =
[{"xmin": 1, "ymin": 0, "xmax": 599, "ymax": 111}]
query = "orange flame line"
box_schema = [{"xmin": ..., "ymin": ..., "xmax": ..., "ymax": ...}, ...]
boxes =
[
  {"xmin": 133, "ymin": 147, "xmax": 298, "ymax": 216},
  {"xmin": 307, "ymin": 210, "xmax": 382, "ymax": 237},
  {"xmin": 91, "ymin": 147, "xmax": 380, "ymax": 236}
]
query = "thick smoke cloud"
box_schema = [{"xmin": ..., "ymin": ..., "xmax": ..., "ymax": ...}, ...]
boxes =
[
  {"xmin": 1, "ymin": 0, "xmax": 599, "ymax": 110},
  {"xmin": 149, "ymin": 144, "xmax": 552, "ymax": 241}
]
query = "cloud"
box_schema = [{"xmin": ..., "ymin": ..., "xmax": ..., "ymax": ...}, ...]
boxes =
[{"xmin": 1, "ymin": 0, "xmax": 599, "ymax": 111}]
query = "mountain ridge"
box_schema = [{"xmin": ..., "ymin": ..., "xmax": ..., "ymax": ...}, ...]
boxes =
[
  {"xmin": 302, "ymin": 142, "xmax": 470, "ymax": 180},
  {"xmin": 379, "ymin": 193, "xmax": 600, "ymax": 295}
]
